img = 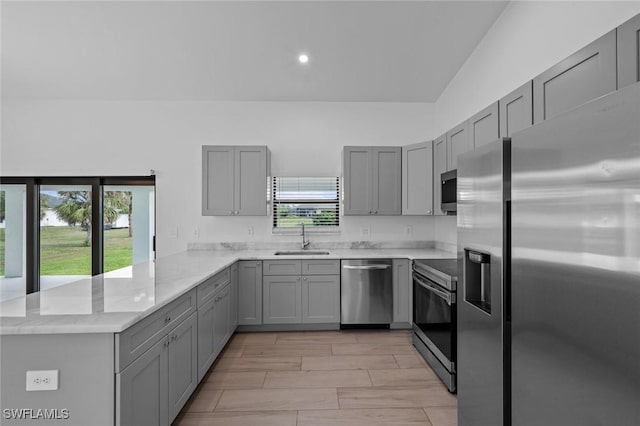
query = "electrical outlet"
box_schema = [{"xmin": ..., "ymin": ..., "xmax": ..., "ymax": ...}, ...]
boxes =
[
  {"xmin": 360, "ymin": 227, "xmax": 370, "ymax": 236},
  {"xmin": 404, "ymin": 226, "xmax": 412, "ymax": 236},
  {"xmin": 194, "ymin": 227, "xmax": 199, "ymax": 238},
  {"xmin": 26, "ymin": 370, "xmax": 58, "ymax": 391},
  {"xmin": 248, "ymin": 226, "xmax": 254, "ymax": 236}
]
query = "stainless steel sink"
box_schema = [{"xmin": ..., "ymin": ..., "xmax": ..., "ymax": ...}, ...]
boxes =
[{"xmin": 273, "ymin": 250, "xmax": 331, "ymax": 256}]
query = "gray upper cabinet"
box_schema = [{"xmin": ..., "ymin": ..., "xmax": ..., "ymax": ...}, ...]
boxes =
[
  {"xmin": 468, "ymin": 102, "xmax": 499, "ymax": 148},
  {"xmin": 447, "ymin": 121, "xmax": 471, "ymax": 171},
  {"xmin": 433, "ymin": 134, "xmax": 447, "ymax": 216},
  {"xmin": 343, "ymin": 147, "xmax": 372, "ymax": 215},
  {"xmin": 499, "ymin": 81, "xmax": 533, "ymax": 137},
  {"xmin": 402, "ymin": 141, "xmax": 434, "ymax": 215},
  {"xmin": 238, "ymin": 261, "xmax": 263, "ymax": 325},
  {"xmin": 373, "ymin": 147, "xmax": 402, "ymax": 215},
  {"xmin": 343, "ymin": 146, "xmax": 402, "ymax": 215},
  {"xmin": 533, "ymin": 30, "xmax": 617, "ymax": 124},
  {"xmin": 202, "ymin": 145, "xmax": 269, "ymax": 216},
  {"xmin": 618, "ymin": 13, "xmax": 640, "ymax": 89}
]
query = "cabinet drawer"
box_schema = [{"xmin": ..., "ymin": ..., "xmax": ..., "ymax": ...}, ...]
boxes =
[
  {"xmin": 302, "ymin": 260, "xmax": 340, "ymax": 275},
  {"xmin": 263, "ymin": 260, "xmax": 302, "ymax": 275},
  {"xmin": 116, "ymin": 289, "xmax": 196, "ymax": 372},
  {"xmin": 197, "ymin": 268, "xmax": 230, "ymax": 307}
]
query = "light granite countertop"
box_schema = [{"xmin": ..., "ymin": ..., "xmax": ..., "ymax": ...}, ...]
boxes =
[{"xmin": 0, "ymin": 247, "xmax": 455, "ymax": 335}]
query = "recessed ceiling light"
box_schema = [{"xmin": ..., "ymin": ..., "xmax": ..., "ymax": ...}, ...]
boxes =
[{"xmin": 298, "ymin": 54, "xmax": 309, "ymax": 64}]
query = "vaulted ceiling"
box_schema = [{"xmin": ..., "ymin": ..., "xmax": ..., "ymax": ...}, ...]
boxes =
[{"xmin": 1, "ymin": 1, "xmax": 509, "ymax": 102}]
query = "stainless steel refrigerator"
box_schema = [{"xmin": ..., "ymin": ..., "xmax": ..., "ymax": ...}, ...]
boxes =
[{"xmin": 457, "ymin": 83, "xmax": 640, "ymax": 426}]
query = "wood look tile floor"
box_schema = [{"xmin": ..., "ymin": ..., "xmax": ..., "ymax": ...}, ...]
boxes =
[{"xmin": 173, "ymin": 330, "xmax": 457, "ymax": 426}]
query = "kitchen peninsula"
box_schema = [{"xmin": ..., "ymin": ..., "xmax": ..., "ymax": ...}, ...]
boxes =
[{"xmin": 0, "ymin": 245, "xmax": 454, "ymax": 426}]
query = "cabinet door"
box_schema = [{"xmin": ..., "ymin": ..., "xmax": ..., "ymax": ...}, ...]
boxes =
[
  {"xmin": 433, "ymin": 134, "xmax": 447, "ymax": 216},
  {"xmin": 469, "ymin": 102, "xmax": 499, "ymax": 148},
  {"xmin": 392, "ymin": 259, "xmax": 410, "ymax": 325},
  {"xmin": 263, "ymin": 276, "xmax": 302, "ymax": 324},
  {"xmin": 118, "ymin": 338, "xmax": 169, "ymax": 426},
  {"xmin": 235, "ymin": 146, "xmax": 268, "ymax": 216},
  {"xmin": 196, "ymin": 298, "xmax": 215, "ymax": 382},
  {"xmin": 238, "ymin": 261, "xmax": 262, "ymax": 325},
  {"xmin": 533, "ymin": 30, "xmax": 617, "ymax": 124},
  {"xmin": 402, "ymin": 141, "xmax": 434, "ymax": 215},
  {"xmin": 447, "ymin": 122, "xmax": 471, "ymax": 171},
  {"xmin": 214, "ymin": 285, "xmax": 231, "ymax": 354},
  {"xmin": 618, "ymin": 13, "xmax": 640, "ymax": 89},
  {"xmin": 302, "ymin": 275, "xmax": 340, "ymax": 324},
  {"xmin": 499, "ymin": 81, "xmax": 533, "ymax": 137},
  {"xmin": 229, "ymin": 262, "xmax": 238, "ymax": 331},
  {"xmin": 202, "ymin": 146, "xmax": 235, "ymax": 216},
  {"xmin": 372, "ymin": 146, "xmax": 402, "ymax": 215},
  {"xmin": 167, "ymin": 313, "xmax": 198, "ymax": 423},
  {"xmin": 343, "ymin": 146, "xmax": 373, "ymax": 215}
]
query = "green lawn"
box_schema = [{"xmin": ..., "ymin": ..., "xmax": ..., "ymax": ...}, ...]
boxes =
[{"xmin": 0, "ymin": 226, "xmax": 132, "ymax": 276}]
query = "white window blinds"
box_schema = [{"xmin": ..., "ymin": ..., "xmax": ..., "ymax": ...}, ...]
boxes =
[{"xmin": 272, "ymin": 177, "xmax": 340, "ymax": 229}]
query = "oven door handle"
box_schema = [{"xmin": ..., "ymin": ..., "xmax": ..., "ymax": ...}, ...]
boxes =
[{"xmin": 414, "ymin": 274, "xmax": 454, "ymax": 305}]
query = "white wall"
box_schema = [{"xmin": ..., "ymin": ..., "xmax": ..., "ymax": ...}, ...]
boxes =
[
  {"xmin": 1, "ymin": 100, "xmax": 435, "ymax": 256},
  {"xmin": 431, "ymin": 0, "xmax": 640, "ymax": 246}
]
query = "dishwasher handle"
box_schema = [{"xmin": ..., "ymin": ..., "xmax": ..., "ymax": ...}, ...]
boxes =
[{"xmin": 342, "ymin": 264, "xmax": 391, "ymax": 270}]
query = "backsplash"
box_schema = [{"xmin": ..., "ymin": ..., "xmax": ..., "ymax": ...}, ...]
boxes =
[{"xmin": 188, "ymin": 240, "xmax": 440, "ymax": 251}]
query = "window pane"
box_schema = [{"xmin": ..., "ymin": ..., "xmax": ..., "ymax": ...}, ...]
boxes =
[
  {"xmin": 273, "ymin": 177, "xmax": 339, "ymax": 229},
  {"xmin": 0, "ymin": 184, "xmax": 27, "ymax": 301},
  {"xmin": 103, "ymin": 185, "xmax": 155, "ymax": 277},
  {"xmin": 40, "ymin": 185, "xmax": 92, "ymax": 290}
]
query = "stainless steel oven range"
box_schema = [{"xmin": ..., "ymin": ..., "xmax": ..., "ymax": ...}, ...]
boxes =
[{"xmin": 412, "ymin": 258, "xmax": 458, "ymax": 393}]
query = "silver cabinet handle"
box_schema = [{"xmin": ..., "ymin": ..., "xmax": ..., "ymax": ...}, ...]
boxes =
[
  {"xmin": 296, "ymin": 277, "xmax": 300, "ymax": 281},
  {"xmin": 374, "ymin": 211, "xmax": 378, "ymax": 214},
  {"xmin": 256, "ymin": 262, "xmax": 260, "ymax": 266},
  {"xmin": 228, "ymin": 211, "xmax": 233, "ymax": 215},
  {"xmin": 343, "ymin": 265, "xmax": 390, "ymax": 270},
  {"xmin": 302, "ymin": 277, "xmax": 307, "ymax": 281},
  {"xmin": 427, "ymin": 209, "xmax": 432, "ymax": 214},
  {"xmin": 164, "ymin": 316, "xmax": 171, "ymax": 324}
]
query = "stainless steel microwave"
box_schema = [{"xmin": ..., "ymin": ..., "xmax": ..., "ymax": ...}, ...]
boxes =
[{"xmin": 441, "ymin": 169, "xmax": 457, "ymax": 214}]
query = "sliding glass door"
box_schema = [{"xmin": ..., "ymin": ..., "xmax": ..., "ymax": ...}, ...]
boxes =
[
  {"xmin": 0, "ymin": 176, "xmax": 155, "ymax": 298},
  {"xmin": 0, "ymin": 183, "xmax": 27, "ymax": 301}
]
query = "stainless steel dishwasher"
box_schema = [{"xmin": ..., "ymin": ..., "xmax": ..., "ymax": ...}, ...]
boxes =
[{"xmin": 340, "ymin": 259, "xmax": 393, "ymax": 327}]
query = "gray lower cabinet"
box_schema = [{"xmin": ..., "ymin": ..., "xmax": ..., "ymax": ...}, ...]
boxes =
[
  {"xmin": 618, "ymin": 13, "xmax": 640, "ymax": 89},
  {"xmin": 302, "ymin": 275, "xmax": 340, "ymax": 323},
  {"xmin": 197, "ymin": 297, "xmax": 216, "ymax": 381},
  {"xmin": 392, "ymin": 259, "xmax": 411, "ymax": 326},
  {"xmin": 433, "ymin": 134, "xmax": 447, "ymax": 216},
  {"xmin": 117, "ymin": 312, "xmax": 197, "ymax": 426},
  {"xmin": 402, "ymin": 141, "xmax": 434, "ymax": 216},
  {"xmin": 499, "ymin": 81, "xmax": 533, "ymax": 137},
  {"xmin": 202, "ymin": 145, "xmax": 270, "ymax": 216},
  {"xmin": 230, "ymin": 262, "xmax": 239, "ymax": 330},
  {"xmin": 263, "ymin": 275, "xmax": 302, "ymax": 324},
  {"xmin": 213, "ymin": 284, "xmax": 231, "ymax": 352},
  {"xmin": 238, "ymin": 260, "xmax": 263, "ymax": 325},
  {"xmin": 468, "ymin": 102, "xmax": 499, "ymax": 148},
  {"xmin": 533, "ymin": 29, "xmax": 617, "ymax": 124},
  {"xmin": 262, "ymin": 260, "xmax": 340, "ymax": 325},
  {"xmin": 343, "ymin": 146, "xmax": 402, "ymax": 215}
]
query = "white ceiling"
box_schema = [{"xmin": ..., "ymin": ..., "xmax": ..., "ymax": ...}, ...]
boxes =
[{"xmin": 1, "ymin": 1, "xmax": 509, "ymax": 102}]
